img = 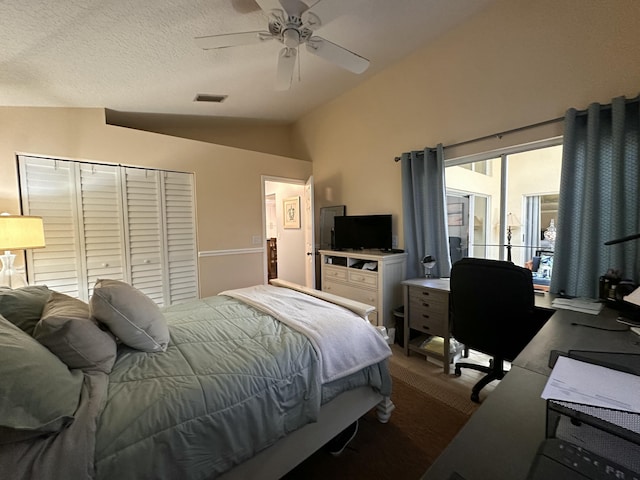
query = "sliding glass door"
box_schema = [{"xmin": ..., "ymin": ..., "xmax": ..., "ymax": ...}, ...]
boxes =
[{"xmin": 444, "ymin": 142, "xmax": 562, "ymax": 276}]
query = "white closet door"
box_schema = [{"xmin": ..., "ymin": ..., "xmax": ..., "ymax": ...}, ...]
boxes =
[
  {"xmin": 123, "ymin": 167, "xmax": 165, "ymax": 306},
  {"xmin": 19, "ymin": 156, "xmax": 85, "ymax": 297},
  {"xmin": 78, "ymin": 163, "xmax": 127, "ymax": 299},
  {"xmin": 162, "ymin": 171, "xmax": 198, "ymax": 304}
]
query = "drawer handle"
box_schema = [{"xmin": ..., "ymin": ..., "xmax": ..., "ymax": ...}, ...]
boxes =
[
  {"xmin": 422, "ymin": 302, "xmax": 430, "ymax": 308},
  {"xmin": 422, "ymin": 314, "xmax": 430, "ymax": 319},
  {"xmin": 422, "ymin": 325, "xmax": 430, "ymax": 330},
  {"xmin": 422, "ymin": 291, "xmax": 430, "ymax": 296}
]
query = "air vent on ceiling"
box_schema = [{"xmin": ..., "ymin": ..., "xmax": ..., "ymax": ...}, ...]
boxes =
[{"xmin": 194, "ymin": 94, "xmax": 228, "ymax": 103}]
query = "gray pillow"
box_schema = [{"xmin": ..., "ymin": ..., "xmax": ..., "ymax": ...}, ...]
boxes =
[
  {"xmin": 90, "ymin": 279, "xmax": 169, "ymax": 352},
  {"xmin": 0, "ymin": 285, "xmax": 52, "ymax": 334},
  {"xmin": 33, "ymin": 291, "xmax": 118, "ymax": 374},
  {"xmin": 0, "ymin": 314, "xmax": 83, "ymax": 441}
]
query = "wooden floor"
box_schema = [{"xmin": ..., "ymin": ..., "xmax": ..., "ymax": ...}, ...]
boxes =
[{"xmin": 388, "ymin": 343, "xmax": 509, "ymax": 404}]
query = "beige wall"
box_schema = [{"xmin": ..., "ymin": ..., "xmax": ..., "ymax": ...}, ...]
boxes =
[
  {"xmin": 293, "ymin": 0, "xmax": 640, "ymax": 249},
  {"xmin": 106, "ymin": 110, "xmax": 298, "ymax": 159},
  {"xmin": 0, "ymin": 107, "xmax": 312, "ymax": 296}
]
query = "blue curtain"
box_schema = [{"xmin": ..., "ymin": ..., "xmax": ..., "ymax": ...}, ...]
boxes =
[
  {"xmin": 552, "ymin": 95, "xmax": 640, "ymax": 298},
  {"xmin": 401, "ymin": 144, "xmax": 451, "ymax": 279}
]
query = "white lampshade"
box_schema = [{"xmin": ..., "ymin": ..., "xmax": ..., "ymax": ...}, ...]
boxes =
[
  {"xmin": 0, "ymin": 215, "xmax": 46, "ymax": 288},
  {"xmin": 0, "ymin": 215, "xmax": 46, "ymax": 250}
]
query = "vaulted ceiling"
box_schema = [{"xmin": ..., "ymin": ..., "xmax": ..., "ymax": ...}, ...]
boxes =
[{"xmin": 1, "ymin": 0, "xmax": 494, "ymax": 122}]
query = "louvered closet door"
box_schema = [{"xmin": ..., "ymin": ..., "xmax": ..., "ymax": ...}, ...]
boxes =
[
  {"xmin": 19, "ymin": 156, "xmax": 85, "ymax": 297},
  {"xmin": 162, "ymin": 172, "xmax": 198, "ymax": 304},
  {"xmin": 123, "ymin": 168, "xmax": 165, "ymax": 306},
  {"xmin": 79, "ymin": 163, "xmax": 127, "ymax": 298}
]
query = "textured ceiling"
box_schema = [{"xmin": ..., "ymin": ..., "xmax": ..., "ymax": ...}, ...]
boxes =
[{"xmin": 0, "ymin": 0, "xmax": 494, "ymax": 122}]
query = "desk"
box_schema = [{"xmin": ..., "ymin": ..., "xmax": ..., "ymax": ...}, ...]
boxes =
[
  {"xmin": 401, "ymin": 278, "xmax": 554, "ymax": 375},
  {"xmin": 422, "ymin": 304, "xmax": 640, "ymax": 480}
]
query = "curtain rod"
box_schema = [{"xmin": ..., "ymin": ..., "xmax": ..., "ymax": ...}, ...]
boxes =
[
  {"xmin": 394, "ymin": 95, "xmax": 640, "ymax": 162},
  {"xmin": 393, "ymin": 116, "xmax": 564, "ymax": 162}
]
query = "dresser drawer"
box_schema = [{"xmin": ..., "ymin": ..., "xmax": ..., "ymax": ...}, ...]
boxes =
[
  {"xmin": 323, "ymin": 280, "xmax": 378, "ymax": 307},
  {"xmin": 348, "ymin": 270, "xmax": 377, "ymax": 288},
  {"xmin": 324, "ymin": 266, "xmax": 347, "ymax": 282}
]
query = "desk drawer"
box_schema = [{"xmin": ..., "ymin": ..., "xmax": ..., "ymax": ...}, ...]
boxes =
[
  {"xmin": 408, "ymin": 287, "xmax": 448, "ymax": 337},
  {"xmin": 408, "ymin": 286, "xmax": 448, "ymax": 308},
  {"xmin": 408, "ymin": 308, "xmax": 447, "ymax": 336}
]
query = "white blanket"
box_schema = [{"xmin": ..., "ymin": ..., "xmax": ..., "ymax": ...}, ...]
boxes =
[{"xmin": 221, "ymin": 284, "xmax": 392, "ymax": 383}]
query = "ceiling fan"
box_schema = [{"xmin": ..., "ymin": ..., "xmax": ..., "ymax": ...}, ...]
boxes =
[{"xmin": 195, "ymin": 0, "xmax": 370, "ymax": 90}]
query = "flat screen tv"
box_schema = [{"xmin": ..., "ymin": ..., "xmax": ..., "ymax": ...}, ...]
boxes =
[{"xmin": 333, "ymin": 214, "xmax": 392, "ymax": 251}]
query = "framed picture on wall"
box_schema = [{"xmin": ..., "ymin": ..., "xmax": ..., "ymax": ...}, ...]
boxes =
[
  {"xmin": 448, "ymin": 203, "xmax": 464, "ymax": 226},
  {"xmin": 283, "ymin": 196, "xmax": 301, "ymax": 229}
]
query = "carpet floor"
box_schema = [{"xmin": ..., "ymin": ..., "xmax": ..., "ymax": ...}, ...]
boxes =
[{"xmin": 282, "ymin": 374, "xmax": 471, "ymax": 479}]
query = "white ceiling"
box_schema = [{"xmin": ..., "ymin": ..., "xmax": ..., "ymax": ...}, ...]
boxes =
[{"xmin": 0, "ymin": 0, "xmax": 494, "ymax": 122}]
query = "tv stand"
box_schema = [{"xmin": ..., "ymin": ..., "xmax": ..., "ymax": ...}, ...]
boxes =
[{"xmin": 320, "ymin": 249, "xmax": 407, "ymax": 327}]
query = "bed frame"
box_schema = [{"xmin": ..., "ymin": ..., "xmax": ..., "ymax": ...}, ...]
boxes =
[{"xmin": 221, "ymin": 388, "xmax": 394, "ymax": 480}]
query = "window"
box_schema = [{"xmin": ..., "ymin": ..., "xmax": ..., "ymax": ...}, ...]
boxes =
[{"xmin": 444, "ymin": 141, "xmax": 562, "ymax": 287}]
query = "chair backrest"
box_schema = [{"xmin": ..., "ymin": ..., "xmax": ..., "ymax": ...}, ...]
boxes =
[{"xmin": 450, "ymin": 257, "xmax": 536, "ymax": 360}]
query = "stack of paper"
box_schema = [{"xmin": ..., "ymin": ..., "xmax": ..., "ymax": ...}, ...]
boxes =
[
  {"xmin": 551, "ymin": 297, "xmax": 604, "ymax": 315},
  {"xmin": 542, "ymin": 356, "xmax": 640, "ymax": 416}
]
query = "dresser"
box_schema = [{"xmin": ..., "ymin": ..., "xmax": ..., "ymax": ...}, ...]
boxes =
[
  {"xmin": 320, "ymin": 250, "xmax": 407, "ymax": 327},
  {"xmin": 402, "ymin": 277, "xmax": 462, "ymax": 374}
]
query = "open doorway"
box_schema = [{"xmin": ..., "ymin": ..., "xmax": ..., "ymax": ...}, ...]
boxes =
[{"xmin": 262, "ymin": 176, "xmax": 314, "ymax": 287}]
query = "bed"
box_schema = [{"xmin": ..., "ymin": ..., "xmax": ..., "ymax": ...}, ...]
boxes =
[{"xmin": 0, "ymin": 278, "xmax": 393, "ymax": 480}]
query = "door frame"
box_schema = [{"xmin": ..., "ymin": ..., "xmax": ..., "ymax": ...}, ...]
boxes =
[{"xmin": 261, "ymin": 175, "xmax": 314, "ymax": 287}]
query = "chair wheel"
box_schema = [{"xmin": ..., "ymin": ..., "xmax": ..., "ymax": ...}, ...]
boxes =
[
  {"xmin": 471, "ymin": 392, "xmax": 480, "ymax": 403},
  {"xmin": 454, "ymin": 367, "xmax": 461, "ymax": 376}
]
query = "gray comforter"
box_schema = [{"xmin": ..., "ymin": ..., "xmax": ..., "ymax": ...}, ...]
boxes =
[
  {"xmin": 95, "ymin": 294, "xmax": 390, "ymax": 479},
  {"xmin": 1, "ymin": 294, "xmax": 390, "ymax": 480}
]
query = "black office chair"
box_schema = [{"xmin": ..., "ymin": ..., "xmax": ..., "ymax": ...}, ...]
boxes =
[{"xmin": 450, "ymin": 257, "xmax": 551, "ymax": 403}]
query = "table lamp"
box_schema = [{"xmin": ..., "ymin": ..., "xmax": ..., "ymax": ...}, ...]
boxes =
[{"xmin": 0, "ymin": 214, "xmax": 46, "ymax": 288}]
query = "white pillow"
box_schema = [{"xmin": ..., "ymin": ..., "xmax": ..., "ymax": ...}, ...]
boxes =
[{"xmin": 90, "ymin": 279, "xmax": 169, "ymax": 352}]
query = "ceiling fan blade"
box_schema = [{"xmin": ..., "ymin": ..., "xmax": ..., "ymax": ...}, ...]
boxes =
[
  {"xmin": 230, "ymin": 0, "xmax": 261, "ymax": 14},
  {"xmin": 195, "ymin": 31, "xmax": 273, "ymax": 50},
  {"xmin": 255, "ymin": 0, "xmax": 285, "ymax": 15},
  {"xmin": 276, "ymin": 47, "xmax": 297, "ymax": 91},
  {"xmin": 306, "ymin": 37, "xmax": 369, "ymax": 74},
  {"xmin": 302, "ymin": 0, "xmax": 360, "ymax": 29},
  {"xmin": 301, "ymin": 0, "xmax": 340, "ymax": 29}
]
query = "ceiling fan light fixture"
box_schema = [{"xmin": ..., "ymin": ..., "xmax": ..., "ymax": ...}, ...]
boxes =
[
  {"xmin": 282, "ymin": 28, "xmax": 300, "ymax": 48},
  {"xmin": 194, "ymin": 94, "xmax": 228, "ymax": 103}
]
